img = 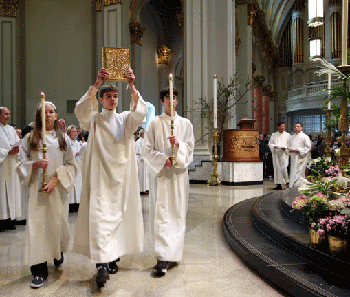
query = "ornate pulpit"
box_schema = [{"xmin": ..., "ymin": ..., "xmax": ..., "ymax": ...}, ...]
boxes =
[{"xmin": 222, "ymin": 118, "xmax": 260, "ymax": 162}]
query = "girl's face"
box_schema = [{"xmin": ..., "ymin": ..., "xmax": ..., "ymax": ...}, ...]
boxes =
[
  {"xmin": 44, "ymin": 103, "xmax": 58, "ymax": 131},
  {"xmin": 69, "ymin": 127, "xmax": 78, "ymax": 140}
]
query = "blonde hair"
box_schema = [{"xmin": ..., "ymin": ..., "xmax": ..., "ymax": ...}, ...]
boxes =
[{"xmin": 27, "ymin": 102, "xmax": 66, "ymax": 151}]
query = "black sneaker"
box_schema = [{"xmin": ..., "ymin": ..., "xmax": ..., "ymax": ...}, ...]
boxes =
[
  {"xmin": 96, "ymin": 266, "xmax": 109, "ymax": 288},
  {"xmin": 107, "ymin": 258, "xmax": 120, "ymax": 274},
  {"xmin": 30, "ymin": 276, "xmax": 44, "ymax": 288},
  {"xmin": 153, "ymin": 260, "xmax": 170, "ymax": 277},
  {"xmin": 54, "ymin": 252, "xmax": 64, "ymax": 267}
]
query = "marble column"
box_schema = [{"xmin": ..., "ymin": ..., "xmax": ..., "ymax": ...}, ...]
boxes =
[
  {"xmin": 184, "ymin": 0, "xmax": 211, "ymax": 160},
  {"xmin": 253, "ymin": 75, "xmax": 264, "ymax": 134},
  {"xmin": 262, "ymin": 84, "xmax": 271, "ymax": 135},
  {"xmin": 0, "ymin": 1, "xmax": 18, "ymax": 123}
]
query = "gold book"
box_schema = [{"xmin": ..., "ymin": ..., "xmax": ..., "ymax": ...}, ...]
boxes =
[{"xmin": 102, "ymin": 47, "xmax": 130, "ymax": 82}]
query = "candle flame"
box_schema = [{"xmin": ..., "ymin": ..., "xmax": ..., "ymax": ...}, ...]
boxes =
[{"xmin": 169, "ymin": 74, "xmax": 173, "ymax": 80}]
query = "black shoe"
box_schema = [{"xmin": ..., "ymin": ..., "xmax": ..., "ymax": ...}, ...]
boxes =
[
  {"xmin": 30, "ymin": 276, "xmax": 44, "ymax": 288},
  {"xmin": 96, "ymin": 266, "xmax": 109, "ymax": 288},
  {"xmin": 107, "ymin": 258, "xmax": 120, "ymax": 274},
  {"xmin": 153, "ymin": 260, "xmax": 169, "ymax": 277},
  {"xmin": 273, "ymin": 185, "xmax": 282, "ymax": 190},
  {"xmin": 54, "ymin": 252, "xmax": 64, "ymax": 268}
]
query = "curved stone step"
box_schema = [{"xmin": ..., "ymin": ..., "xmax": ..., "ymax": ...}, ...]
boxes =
[{"xmin": 223, "ymin": 195, "xmax": 350, "ymax": 297}]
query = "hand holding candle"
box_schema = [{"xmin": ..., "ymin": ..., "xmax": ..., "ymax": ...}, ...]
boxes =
[
  {"xmin": 169, "ymin": 74, "xmax": 174, "ymax": 120},
  {"xmin": 41, "ymin": 92, "xmax": 46, "ymax": 145},
  {"xmin": 213, "ymin": 75, "xmax": 217, "ymax": 129}
]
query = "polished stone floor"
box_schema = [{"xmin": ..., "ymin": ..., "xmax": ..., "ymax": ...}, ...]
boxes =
[{"xmin": 0, "ymin": 179, "xmax": 285, "ymax": 296}]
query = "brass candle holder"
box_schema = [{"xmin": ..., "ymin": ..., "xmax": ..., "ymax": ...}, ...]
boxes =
[
  {"xmin": 322, "ymin": 108, "xmax": 333, "ymax": 160},
  {"xmin": 208, "ymin": 130, "xmax": 221, "ymax": 186},
  {"xmin": 170, "ymin": 119, "xmax": 178, "ymax": 167},
  {"xmin": 39, "ymin": 144, "xmax": 48, "ymax": 194}
]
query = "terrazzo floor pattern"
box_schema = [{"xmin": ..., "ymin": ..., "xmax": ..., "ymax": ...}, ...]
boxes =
[{"xmin": 0, "ymin": 179, "xmax": 285, "ymax": 297}]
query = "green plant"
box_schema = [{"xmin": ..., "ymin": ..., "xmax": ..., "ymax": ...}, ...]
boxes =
[{"xmin": 195, "ymin": 75, "xmax": 252, "ymax": 143}]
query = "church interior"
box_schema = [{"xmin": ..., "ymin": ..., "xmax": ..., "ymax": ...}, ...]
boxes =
[{"xmin": 1, "ymin": 0, "xmax": 350, "ymax": 296}]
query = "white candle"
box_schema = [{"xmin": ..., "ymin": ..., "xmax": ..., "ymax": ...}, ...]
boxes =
[
  {"xmin": 41, "ymin": 92, "xmax": 46, "ymax": 145},
  {"xmin": 213, "ymin": 75, "xmax": 217, "ymax": 129},
  {"xmin": 342, "ymin": 0, "xmax": 349, "ymax": 66},
  {"xmin": 328, "ymin": 73, "xmax": 331, "ymax": 109},
  {"xmin": 169, "ymin": 74, "xmax": 174, "ymax": 120}
]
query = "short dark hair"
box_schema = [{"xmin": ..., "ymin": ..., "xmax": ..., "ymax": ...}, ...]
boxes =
[
  {"xmin": 160, "ymin": 87, "xmax": 179, "ymax": 102},
  {"xmin": 277, "ymin": 121, "xmax": 285, "ymax": 127},
  {"xmin": 295, "ymin": 122, "xmax": 303, "ymax": 127},
  {"xmin": 99, "ymin": 85, "xmax": 118, "ymax": 99}
]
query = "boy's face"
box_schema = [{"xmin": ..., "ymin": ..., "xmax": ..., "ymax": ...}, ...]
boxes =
[
  {"xmin": 278, "ymin": 123, "xmax": 285, "ymax": 133},
  {"xmin": 162, "ymin": 93, "xmax": 178, "ymax": 115},
  {"xmin": 100, "ymin": 91, "xmax": 118, "ymax": 110},
  {"xmin": 294, "ymin": 123, "xmax": 303, "ymax": 134}
]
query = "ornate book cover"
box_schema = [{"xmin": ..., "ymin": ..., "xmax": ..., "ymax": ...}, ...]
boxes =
[{"xmin": 102, "ymin": 47, "xmax": 130, "ymax": 82}]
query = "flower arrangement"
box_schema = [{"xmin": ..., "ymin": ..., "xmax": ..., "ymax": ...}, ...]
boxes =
[
  {"xmin": 308, "ymin": 156, "xmax": 337, "ymax": 179},
  {"xmin": 325, "ymin": 165, "xmax": 341, "ymax": 178},
  {"xmin": 312, "ymin": 215, "xmax": 350, "ymax": 240}
]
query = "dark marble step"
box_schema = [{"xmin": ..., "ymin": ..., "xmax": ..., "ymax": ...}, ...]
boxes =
[
  {"xmin": 223, "ymin": 196, "xmax": 350, "ymax": 297},
  {"xmin": 253, "ymin": 190, "xmax": 350, "ymax": 282}
]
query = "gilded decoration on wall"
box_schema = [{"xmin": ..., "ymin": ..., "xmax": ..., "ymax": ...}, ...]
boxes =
[
  {"xmin": 104, "ymin": 0, "xmax": 122, "ymax": 5},
  {"xmin": 102, "ymin": 47, "xmax": 130, "ymax": 82},
  {"xmin": 157, "ymin": 46, "xmax": 171, "ymax": 65},
  {"xmin": 94, "ymin": 0, "xmax": 102, "ymax": 11},
  {"xmin": 129, "ymin": 22, "xmax": 145, "ymax": 46},
  {"xmin": 177, "ymin": 13, "xmax": 184, "ymax": 35},
  {"xmin": 0, "ymin": 0, "xmax": 18, "ymax": 17},
  {"xmin": 262, "ymin": 84, "xmax": 272, "ymax": 96},
  {"xmin": 269, "ymin": 91, "xmax": 276, "ymax": 101}
]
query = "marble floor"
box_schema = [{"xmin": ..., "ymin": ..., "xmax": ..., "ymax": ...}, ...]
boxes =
[{"xmin": 0, "ymin": 179, "xmax": 286, "ymax": 297}]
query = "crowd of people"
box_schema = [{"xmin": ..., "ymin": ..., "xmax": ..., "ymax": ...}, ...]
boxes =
[{"xmin": 0, "ymin": 68, "xmax": 194, "ymax": 289}]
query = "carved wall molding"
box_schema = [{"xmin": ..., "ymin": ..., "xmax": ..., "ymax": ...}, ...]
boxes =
[
  {"xmin": 0, "ymin": 0, "xmax": 18, "ymax": 17},
  {"xmin": 157, "ymin": 46, "xmax": 171, "ymax": 64},
  {"xmin": 129, "ymin": 22, "xmax": 145, "ymax": 46}
]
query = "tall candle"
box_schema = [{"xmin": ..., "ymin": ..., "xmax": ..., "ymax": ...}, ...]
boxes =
[
  {"xmin": 327, "ymin": 73, "xmax": 332, "ymax": 109},
  {"xmin": 213, "ymin": 75, "xmax": 217, "ymax": 129},
  {"xmin": 169, "ymin": 74, "xmax": 174, "ymax": 120},
  {"xmin": 342, "ymin": 0, "xmax": 349, "ymax": 66},
  {"xmin": 41, "ymin": 92, "xmax": 46, "ymax": 145}
]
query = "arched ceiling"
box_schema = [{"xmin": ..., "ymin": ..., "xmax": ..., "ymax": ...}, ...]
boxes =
[{"xmin": 256, "ymin": 0, "xmax": 298, "ymax": 45}]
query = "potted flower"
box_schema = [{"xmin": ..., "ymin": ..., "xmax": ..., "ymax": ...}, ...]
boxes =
[{"xmin": 317, "ymin": 215, "xmax": 349, "ymax": 256}]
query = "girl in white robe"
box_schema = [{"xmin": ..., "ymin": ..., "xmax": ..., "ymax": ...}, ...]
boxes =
[
  {"xmin": 17, "ymin": 102, "xmax": 77, "ymax": 288},
  {"xmin": 67, "ymin": 125, "xmax": 82, "ymax": 212}
]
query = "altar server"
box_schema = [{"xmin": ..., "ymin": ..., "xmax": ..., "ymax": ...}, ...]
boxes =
[
  {"xmin": 268, "ymin": 122, "xmax": 291, "ymax": 190},
  {"xmin": 142, "ymin": 87, "xmax": 194, "ymax": 277},
  {"xmin": 73, "ymin": 68, "xmax": 147, "ymax": 288},
  {"xmin": 17, "ymin": 102, "xmax": 77, "ymax": 288},
  {"xmin": 67, "ymin": 125, "xmax": 82, "ymax": 212},
  {"xmin": 288, "ymin": 122, "xmax": 311, "ymax": 187},
  {"xmin": 135, "ymin": 128, "xmax": 149, "ymax": 194},
  {"xmin": 0, "ymin": 107, "xmax": 22, "ymax": 231}
]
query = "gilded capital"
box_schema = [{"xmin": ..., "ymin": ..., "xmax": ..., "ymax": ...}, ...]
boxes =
[
  {"xmin": 157, "ymin": 46, "xmax": 171, "ymax": 65},
  {"xmin": 253, "ymin": 75, "xmax": 265, "ymax": 88},
  {"xmin": 94, "ymin": 0, "xmax": 103, "ymax": 12},
  {"xmin": 248, "ymin": 8, "xmax": 256, "ymax": 26},
  {"xmin": 129, "ymin": 22, "xmax": 145, "ymax": 46},
  {"xmin": 0, "ymin": 0, "xmax": 18, "ymax": 17},
  {"xmin": 262, "ymin": 84, "xmax": 272, "ymax": 96}
]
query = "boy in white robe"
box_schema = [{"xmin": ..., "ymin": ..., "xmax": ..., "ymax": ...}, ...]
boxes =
[
  {"xmin": 0, "ymin": 107, "xmax": 22, "ymax": 231},
  {"xmin": 142, "ymin": 87, "xmax": 194, "ymax": 277},
  {"xmin": 288, "ymin": 122, "xmax": 311, "ymax": 187},
  {"xmin": 73, "ymin": 68, "xmax": 147, "ymax": 288},
  {"xmin": 268, "ymin": 121, "xmax": 291, "ymax": 190}
]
